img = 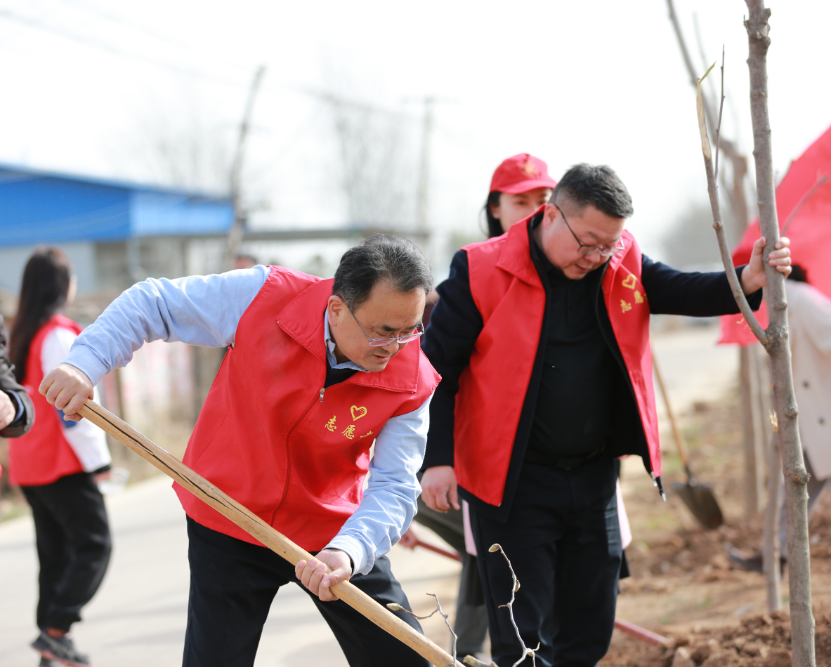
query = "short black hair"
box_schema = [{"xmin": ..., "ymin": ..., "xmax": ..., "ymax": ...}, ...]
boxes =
[
  {"xmin": 552, "ymin": 164, "xmax": 634, "ymax": 219},
  {"xmin": 333, "ymin": 235, "xmax": 433, "ymax": 309}
]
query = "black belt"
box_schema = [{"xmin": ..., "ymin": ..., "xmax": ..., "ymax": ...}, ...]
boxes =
[{"xmin": 524, "ymin": 444, "xmax": 606, "ymax": 470}]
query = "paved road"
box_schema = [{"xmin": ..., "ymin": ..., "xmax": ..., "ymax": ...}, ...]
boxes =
[
  {"xmin": 0, "ymin": 323, "xmax": 738, "ymax": 666},
  {"xmin": 651, "ymin": 322, "xmax": 739, "ymax": 420},
  {"xmin": 0, "ymin": 475, "xmax": 460, "ymax": 667}
]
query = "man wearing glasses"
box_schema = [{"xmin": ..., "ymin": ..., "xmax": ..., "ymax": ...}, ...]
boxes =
[
  {"xmin": 420, "ymin": 164, "xmax": 792, "ymax": 667},
  {"xmin": 38, "ymin": 235, "xmax": 439, "ymax": 667}
]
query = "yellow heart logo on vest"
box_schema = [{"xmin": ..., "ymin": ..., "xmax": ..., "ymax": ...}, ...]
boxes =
[
  {"xmin": 622, "ymin": 274, "xmax": 637, "ymax": 289},
  {"xmin": 351, "ymin": 406, "xmax": 368, "ymax": 421}
]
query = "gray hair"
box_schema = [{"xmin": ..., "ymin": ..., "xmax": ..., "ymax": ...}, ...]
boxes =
[{"xmin": 333, "ymin": 235, "xmax": 433, "ymax": 309}]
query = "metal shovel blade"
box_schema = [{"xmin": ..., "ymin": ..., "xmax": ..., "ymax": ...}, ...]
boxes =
[{"xmin": 671, "ymin": 479, "xmax": 724, "ymax": 530}]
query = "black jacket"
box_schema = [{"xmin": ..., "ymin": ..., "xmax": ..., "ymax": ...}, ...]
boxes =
[
  {"xmin": 422, "ymin": 217, "xmax": 762, "ymax": 521},
  {"xmin": 0, "ymin": 315, "xmax": 34, "ymax": 438}
]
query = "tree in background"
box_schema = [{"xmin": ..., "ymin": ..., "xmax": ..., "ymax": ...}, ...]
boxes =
[
  {"xmin": 659, "ymin": 198, "xmax": 738, "ymax": 270},
  {"xmin": 320, "ymin": 71, "xmax": 419, "ymax": 228}
]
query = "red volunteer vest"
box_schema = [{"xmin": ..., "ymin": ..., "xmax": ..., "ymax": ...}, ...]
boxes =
[
  {"xmin": 8, "ymin": 315, "xmax": 84, "ymax": 487},
  {"xmin": 175, "ymin": 267, "xmax": 441, "ymax": 549},
  {"xmin": 456, "ymin": 216, "xmax": 661, "ymax": 506}
]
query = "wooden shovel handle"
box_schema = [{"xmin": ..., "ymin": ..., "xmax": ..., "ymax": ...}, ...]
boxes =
[
  {"xmin": 652, "ymin": 353, "xmax": 691, "ymax": 468},
  {"xmin": 78, "ymin": 400, "xmax": 463, "ymax": 667}
]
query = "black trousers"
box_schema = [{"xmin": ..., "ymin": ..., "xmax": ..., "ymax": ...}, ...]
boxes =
[
  {"xmin": 470, "ymin": 455, "xmax": 621, "ymax": 667},
  {"xmin": 21, "ymin": 472, "xmax": 112, "ymax": 632},
  {"xmin": 183, "ymin": 517, "xmax": 429, "ymax": 667}
]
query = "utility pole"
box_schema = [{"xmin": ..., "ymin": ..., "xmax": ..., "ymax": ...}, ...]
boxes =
[
  {"xmin": 415, "ymin": 96, "xmax": 435, "ymax": 232},
  {"xmin": 224, "ymin": 64, "xmax": 267, "ymax": 270}
]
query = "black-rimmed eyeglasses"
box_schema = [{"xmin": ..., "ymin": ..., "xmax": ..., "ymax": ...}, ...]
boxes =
[
  {"xmin": 347, "ymin": 306, "xmax": 424, "ymax": 347},
  {"xmin": 553, "ymin": 202, "xmax": 625, "ymax": 257}
]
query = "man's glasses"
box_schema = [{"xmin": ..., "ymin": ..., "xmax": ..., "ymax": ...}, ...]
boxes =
[
  {"xmin": 553, "ymin": 202, "xmax": 625, "ymax": 257},
  {"xmin": 347, "ymin": 306, "xmax": 423, "ymax": 347}
]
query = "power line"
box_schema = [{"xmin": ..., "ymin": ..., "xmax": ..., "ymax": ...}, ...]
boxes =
[
  {"xmin": 0, "ymin": 7, "xmax": 248, "ymax": 88},
  {"xmin": 50, "ymin": 0, "xmax": 254, "ymax": 76},
  {"xmin": 0, "ymin": 6, "xmax": 412, "ymax": 120},
  {"xmin": 297, "ymin": 86, "xmax": 418, "ymax": 120}
]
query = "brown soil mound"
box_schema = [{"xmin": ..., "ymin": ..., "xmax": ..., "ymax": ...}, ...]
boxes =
[
  {"xmin": 601, "ymin": 381, "xmax": 831, "ymax": 666},
  {"xmin": 605, "ymin": 611, "xmax": 831, "ymax": 666}
]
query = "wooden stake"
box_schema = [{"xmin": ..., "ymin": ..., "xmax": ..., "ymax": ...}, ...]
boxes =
[{"xmin": 78, "ymin": 400, "xmax": 464, "ymax": 667}]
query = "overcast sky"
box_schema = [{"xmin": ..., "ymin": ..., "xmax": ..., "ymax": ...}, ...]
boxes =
[{"xmin": 1, "ymin": 0, "xmax": 829, "ymax": 264}]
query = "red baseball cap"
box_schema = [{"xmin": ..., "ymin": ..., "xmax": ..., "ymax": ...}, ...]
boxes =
[{"xmin": 489, "ymin": 153, "xmax": 557, "ymax": 194}]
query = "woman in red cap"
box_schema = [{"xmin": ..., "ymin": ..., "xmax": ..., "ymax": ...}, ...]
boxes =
[
  {"xmin": 483, "ymin": 153, "xmax": 557, "ymax": 238},
  {"xmin": 401, "ymin": 153, "xmax": 557, "ymax": 662}
]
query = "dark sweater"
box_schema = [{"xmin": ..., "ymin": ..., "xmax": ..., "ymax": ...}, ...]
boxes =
[{"xmin": 526, "ymin": 242, "xmax": 622, "ymax": 460}]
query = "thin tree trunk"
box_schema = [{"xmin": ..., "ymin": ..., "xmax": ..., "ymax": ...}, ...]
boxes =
[
  {"xmin": 752, "ymin": 346, "xmax": 771, "ymax": 511},
  {"xmin": 740, "ymin": 347, "xmax": 765, "ymax": 515},
  {"xmin": 744, "ymin": 3, "xmax": 814, "ymax": 665},
  {"xmin": 763, "ymin": 431, "xmax": 783, "ymax": 610},
  {"xmin": 757, "ymin": 336, "xmax": 781, "ymax": 609}
]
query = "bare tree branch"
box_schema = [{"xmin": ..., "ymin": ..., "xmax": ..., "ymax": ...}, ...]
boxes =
[
  {"xmin": 488, "ymin": 544, "xmax": 539, "ymax": 667},
  {"xmin": 667, "ymin": 0, "xmax": 738, "ymax": 159},
  {"xmin": 693, "ymin": 14, "xmax": 716, "ymax": 95},
  {"xmin": 695, "ymin": 69, "xmax": 768, "ymax": 344},
  {"xmin": 763, "ymin": 430, "xmax": 783, "ymax": 610},
  {"xmin": 714, "ymin": 47, "xmax": 726, "ymax": 182},
  {"xmin": 667, "ymin": 0, "xmax": 751, "ymax": 244},
  {"xmin": 388, "ymin": 593, "xmax": 458, "ymax": 666},
  {"xmin": 667, "ymin": 0, "xmax": 700, "ymax": 90}
]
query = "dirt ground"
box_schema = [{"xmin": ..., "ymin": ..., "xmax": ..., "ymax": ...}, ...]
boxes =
[
  {"xmin": 603, "ymin": 388, "xmax": 831, "ymax": 666},
  {"xmin": 4, "ymin": 331, "xmax": 830, "ymax": 666}
]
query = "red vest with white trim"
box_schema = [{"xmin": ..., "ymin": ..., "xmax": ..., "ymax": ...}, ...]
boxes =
[
  {"xmin": 175, "ymin": 267, "xmax": 441, "ymax": 549},
  {"xmin": 9, "ymin": 315, "xmax": 84, "ymax": 487},
  {"xmin": 455, "ymin": 218, "xmax": 660, "ymax": 507}
]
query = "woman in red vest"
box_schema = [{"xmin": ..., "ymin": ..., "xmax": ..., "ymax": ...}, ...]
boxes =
[{"xmin": 8, "ymin": 248, "xmax": 112, "ymax": 667}]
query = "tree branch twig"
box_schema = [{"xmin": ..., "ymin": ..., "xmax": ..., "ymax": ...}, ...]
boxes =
[
  {"xmin": 488, "ymin": 544, "xmax": 539, "ymax": 667},
  {"xmin": 388, "ymin": 594, "xmax": 458, "ymax": 666},
  {"xmin": 714, "ymin": 47, "xmax": 726, "ymax": 182},
  {"xmin": 667, "ymin": 0, "xmax": 744, "ymax": 165},
  {"xmin": 695, "ymin": 68, "xmax": 768, "ymax": 345}
]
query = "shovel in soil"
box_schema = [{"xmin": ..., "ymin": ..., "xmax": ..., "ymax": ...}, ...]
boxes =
[{"xmin": 653, "ymin": 354, "xmax": 724, "ymax": 530}]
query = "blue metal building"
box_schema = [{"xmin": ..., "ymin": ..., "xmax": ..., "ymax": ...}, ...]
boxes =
[{"xmin": 0, "ymin": 164, "xmax": 234, "ymax": 301}]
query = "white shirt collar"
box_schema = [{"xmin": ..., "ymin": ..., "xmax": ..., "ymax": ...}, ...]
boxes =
[{"xmin": 324, "ymin": 313, "xmax": 369, "ymax": 373}]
